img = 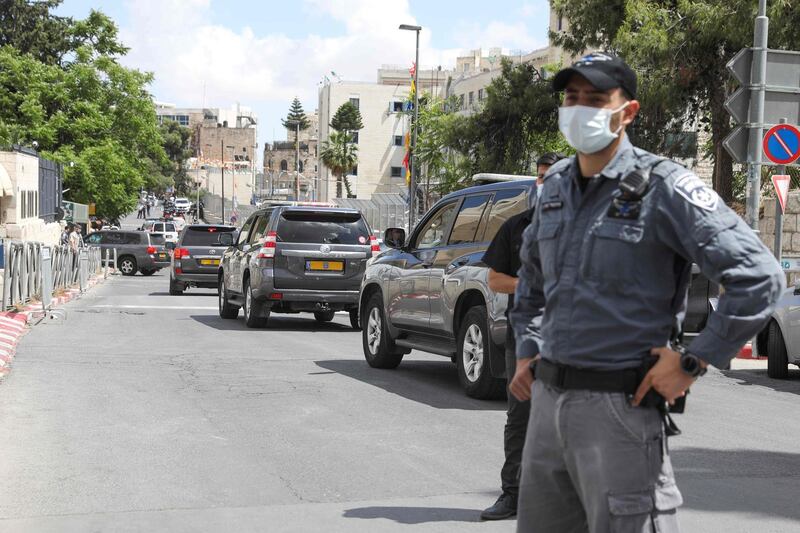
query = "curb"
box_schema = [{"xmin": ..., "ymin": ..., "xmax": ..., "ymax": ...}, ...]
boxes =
[{"xmin": 0, "ymin": 274, "xmax": 106, "ymax": 379}]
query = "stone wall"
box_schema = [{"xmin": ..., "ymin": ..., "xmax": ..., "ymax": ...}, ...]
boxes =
[{"xmin": 758, "ymin": 192, "xmax": 798, "ymax": 256}]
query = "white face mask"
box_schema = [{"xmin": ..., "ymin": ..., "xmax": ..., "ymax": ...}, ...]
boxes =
[{"xmin": 558, "ymin": 102, "xmax": 629, "ymax": 155}]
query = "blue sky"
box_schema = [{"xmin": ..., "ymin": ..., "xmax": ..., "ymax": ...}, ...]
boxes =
[{"xmin": 56, "ymin": 0, "xmax": 551, "ymax": 163}]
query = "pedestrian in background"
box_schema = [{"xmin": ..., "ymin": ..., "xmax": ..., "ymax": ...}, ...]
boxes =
[
  {"xmin": 60, "ymin": 224, "xmax": 70, "ymax": 246},
  {"xmin": 510, "ymin": 53, "xmax": 784, "ymax": 532},
  {"xmin": 480, "ymin": 152, "xmax": 564, "ymax": 521}
]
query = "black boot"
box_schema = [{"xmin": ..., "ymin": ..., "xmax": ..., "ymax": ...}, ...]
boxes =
[{"xmin": 480, "ymin": 493, "xmax": 517, "ymax": 520}]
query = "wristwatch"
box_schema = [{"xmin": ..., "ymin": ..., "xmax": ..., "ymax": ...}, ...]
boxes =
[{"xmin": 678, "ymin": 349, "xmax": 707, "ymax": 378}]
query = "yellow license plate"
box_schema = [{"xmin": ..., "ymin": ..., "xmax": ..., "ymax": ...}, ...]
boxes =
[
  {"xmin": 306, "ymin": 260, "xmax": 344, "ymax": 271},
  {"xmin": 200, "ymin": 259, "xmax": 220, "ymax": 266},
  {"xmin": 157, "ymin": 253, "xmax": 168, "ymax": 260}
]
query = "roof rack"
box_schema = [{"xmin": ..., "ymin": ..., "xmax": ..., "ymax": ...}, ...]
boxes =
[{"xmin": 472, "ymin": 173, "xmax": 534, "ymax": 184}]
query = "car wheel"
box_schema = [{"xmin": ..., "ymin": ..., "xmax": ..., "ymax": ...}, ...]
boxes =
[
  {"xmin": 457, "ymin": 306, "xmax": 506, "ymax": 400},
  {"xmin": 314, "ymin": 310, "xmax": 335, "ymax": 323},
  {"xmin": 169, "ymin": 278, "xmax": 184, "ymax": 295},
  {"xmin": 767, "ymin": 321, "xmax": 789, "ymax": 379},
  {"xmin": 218, "ymin": 274, "xmax": 240, "ymax": 319},
  {"xmin": 118, "ymin": 256, "xmax": 137, "ymax": 276},
  {"xmin": 243, "ymin": 277, "xmax": 268, "ymax": 328},
  {"xmin": 349, "ymin": 308, "xmax": 360, "ymax": 330},
  {"xmin": 361, "ymin": 292, "xmax": 404, "ymax": 369},
  {"xmin": 140, "ymin": 269, "xmax": 156, "ymax": 276}
]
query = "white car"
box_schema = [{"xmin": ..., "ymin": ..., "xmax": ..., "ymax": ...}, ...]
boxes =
[
  {"xmin": 758, "ymin": 283, "xmax": 800, "ymax": 378},
  {"xmin": 173, "ymin": 197, "xmax": 191, "ymax": 213},
  {"xmin": 144, "ymin": 221, "xmax": 179, "ymax": 243}
]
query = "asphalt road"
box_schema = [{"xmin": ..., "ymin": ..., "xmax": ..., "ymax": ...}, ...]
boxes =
[{"xmin": 1, "ymin": 270, "xmax": 799, "ymax": 532}]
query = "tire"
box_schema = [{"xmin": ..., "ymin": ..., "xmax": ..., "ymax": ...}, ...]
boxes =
[
  {"xmin": 218, "ymin": 274, "xmax": 239, "ymax": 319},
  {"xmin": 361, "ymin": 292, "xmax": 404, "ymax": 369},
  {"xmin": 243, "ymin": 277, "xmax": 268, "ymax": 328},
  {"xmin": 140, "ymin": 269, "xmax": 156, "ymax": 276},
  {"xmin": 767, "ymin": 321, "xmax": 789, "ymax": 379},
  {"xmin": 118, "ymin": 256, "xmax": 137, "ymax": 276},
  {"xmin": 314, "ymin": 310, "xmax": 335, "ymax": 323},
  {"xmin": 349, "ymin": 308, "xmax": 361, "ymax": 330},
  {"xmin": 457, "ymin": 306, "xmax": 506, "ymax": 400},
  {"xmin": 169, "ymin": 278, "xmax": 184, "ymax": 295}
]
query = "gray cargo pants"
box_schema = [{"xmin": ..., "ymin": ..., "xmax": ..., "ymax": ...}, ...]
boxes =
[{"xmin": 517, "ymin": 380, "xmax": 683, "ymax": 533}]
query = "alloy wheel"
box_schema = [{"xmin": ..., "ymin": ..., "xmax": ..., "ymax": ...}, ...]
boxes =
[
  {"xmin": 462, "ymin": 324, "xmax": 484, "ymax": 383},
  {"xmin": 120, "ymin": 260, "xmax": 134, "ymax": 274},
  {"xmin": 367, "ymin": 307, "xmax": 382, "ymax": 355},
  {"xmin": 245, "ymin": 284, "xmax": 252, "ymax": 320}
]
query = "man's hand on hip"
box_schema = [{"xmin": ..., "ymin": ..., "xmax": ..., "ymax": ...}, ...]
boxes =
[
  {"xmin": 510, "ymin": 356, "xmax": 536, "ymax": 401},
  {"xmin": 633, "ymin": 347, "xmax": 697, "ymax": 406}
]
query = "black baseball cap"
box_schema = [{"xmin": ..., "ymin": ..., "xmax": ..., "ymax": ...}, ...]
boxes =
[
  {"xmin": 552, "ymin": 52, "xmax": 637, "ymax": 100},
  {"xmin": 537, "ymin": 152, "xmax": 565, "ymax": 166}
]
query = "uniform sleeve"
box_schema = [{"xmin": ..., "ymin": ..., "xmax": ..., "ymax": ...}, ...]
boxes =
[
  {"xmin": 654, "ymin": 169, "xmax": 785, "ymax": 368},
  {"xmin": 482, "ymin": 218, "xmax": 512, "ymax": 274},
  {"xmin": 510, "ymin": 208, "xmax": 546, "ymax": 359}
]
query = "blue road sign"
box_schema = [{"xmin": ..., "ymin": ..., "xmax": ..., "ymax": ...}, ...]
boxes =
[{"xmin": 763, "ymin": 124, "xmax": 800, "ymax": 164}]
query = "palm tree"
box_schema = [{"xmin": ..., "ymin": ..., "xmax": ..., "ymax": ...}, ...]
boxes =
[{"xmin": 320, "ymin": 130, "xmax": 359, "ymax": 198}]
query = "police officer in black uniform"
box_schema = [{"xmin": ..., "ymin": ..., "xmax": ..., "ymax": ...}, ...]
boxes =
[
  {"xmin": 510, "ymin": 53, "xmax": 785, "ymax": 532},
  {"xmin": 480, "ymin": 152, "xmax": 564, "ymax": 521}
]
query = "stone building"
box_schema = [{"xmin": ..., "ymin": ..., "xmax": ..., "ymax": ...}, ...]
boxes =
[{"xmin": 262, "ymin": 112, "xmax": 319, "ymax": 200}]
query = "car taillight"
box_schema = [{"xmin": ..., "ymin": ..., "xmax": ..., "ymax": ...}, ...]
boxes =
[
  {"xmin": 147, "ymin": 246, "xmax": 156, "ymax": 254},
  {"xmin": 257, "ymin": 231, "xmax": 277, "ymax": 259},
  {"xmin": 370, "ymin": 235, "xmax": 380, "ymax": 257},
  {"xmin": 174, "ymin": 248, "xmax": 190, "ymax": 259},
  {"xmin": 269, "ymin": 292, "xmax": 283, "ymax": 300}
]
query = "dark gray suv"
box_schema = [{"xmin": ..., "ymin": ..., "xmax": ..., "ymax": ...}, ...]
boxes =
[
  {"xmin": 168, "ymin": 224, "xmax": 237, "ymax": 295},
  {"xmin": 218, "ymin": 206, "xmax": 377, "ymax": 328},
  {"xmin": 84, "ymin": 230, "xmax": 170, "ymax": 276}
]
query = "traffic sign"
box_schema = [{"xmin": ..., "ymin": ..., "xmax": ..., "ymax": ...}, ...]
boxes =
[
  {"xmin": 763, "ymin": 124, "xmax": 800, "ymax": 164},
  {"xmin": 771, "ymin": 174, "xmax": 791, "ymax": 213}
]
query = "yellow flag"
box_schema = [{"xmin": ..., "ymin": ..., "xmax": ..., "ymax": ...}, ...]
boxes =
[
  {"xmin": 410, "ymin": 80, "xmax": 416, "ymax": 96},
  {"xmin": 405, "ymin": 167, "xmax": 411, "ymax": 185}
]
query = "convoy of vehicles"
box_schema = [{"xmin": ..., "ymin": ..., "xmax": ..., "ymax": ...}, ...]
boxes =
[{"xmin": 167, "ymin": 224, "xmax": 237, "ymax": 294}]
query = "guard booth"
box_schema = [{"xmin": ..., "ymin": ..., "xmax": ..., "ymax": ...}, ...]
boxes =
[{"xmin": 61, "ymin": 201, "xmax": 89, "ymax": 232}]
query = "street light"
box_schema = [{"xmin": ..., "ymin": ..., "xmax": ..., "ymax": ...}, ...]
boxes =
[
  {"xmin": 399, "ymin": 23, "xmax": 421, "ymax": 230},
  {"xmin": 226, "ymin": 144, "xmax": 235, "ymax": 222},
  {"xmin": 285, "ymin": 120, "xmax": 302, "ymax": 201}
]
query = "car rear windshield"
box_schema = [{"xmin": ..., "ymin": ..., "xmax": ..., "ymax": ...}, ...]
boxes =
[
  {"xmin": 149, "ymin": 234, "xmax": 166, "ymax": 245},
  {"xmin": 277, "ymin": 211, "xmax": 369, "ymax": 245},
  {"xmin": 181, "ymin": 226, "xmax": 236, "ymax": 246}
]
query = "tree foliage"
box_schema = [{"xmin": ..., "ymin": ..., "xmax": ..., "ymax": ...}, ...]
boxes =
[
  {"xmin": 0, "ymin": 5, "xmax": 169, "ymax": 219},
  {"xmin": 282, "ymin": 97, "xmax": 310, "ymax": 132},
  {"xmin": 320, "ymin": 131, "xmax": 358, "ymax": 198},
  {"xmin": 330, "ymin": 102, "xmax": 363, "ymax": 134},
  {"xmin": 160, "ymin": 120, "xmax": 192, "ymax": 193},
  {"xmin": 551, "ymin": 0, "xmax": 800, "ymax": 203}
]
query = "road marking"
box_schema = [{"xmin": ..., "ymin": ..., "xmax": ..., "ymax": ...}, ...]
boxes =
[{"xmin": 90, "ymin": 305, "xmax": 218, "ymax": 310}]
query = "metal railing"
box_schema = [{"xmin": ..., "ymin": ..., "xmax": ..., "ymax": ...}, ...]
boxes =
[{"xmin": 2, "ymin": 240, "xmax": 103, "ymax": 310}]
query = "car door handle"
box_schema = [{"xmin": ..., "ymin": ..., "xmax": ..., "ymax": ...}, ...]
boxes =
[{"xmin": 446, "ymin": 258, "xmax": 469, "ymax": 274}]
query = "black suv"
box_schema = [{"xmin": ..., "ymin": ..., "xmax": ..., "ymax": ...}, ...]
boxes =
[
  {"xmin": 360, "ymin": 179, "xmax": 719, "ymax": 399},
  {"xmin": 218, "ymin": 206, "xmax": 377, "ymax": 328}
]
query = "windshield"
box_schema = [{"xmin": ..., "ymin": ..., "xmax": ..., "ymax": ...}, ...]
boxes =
[
  {"xmin": 277, "ymin": 212, "xmax": 369, "ymax": 245},
  {"xmin": 181, "ymin": 226, "xmax": 236, "ymax": 246}
]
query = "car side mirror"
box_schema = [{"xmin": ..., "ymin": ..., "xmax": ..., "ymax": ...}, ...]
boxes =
[
  {"xmin": 165, "ymin": 241, "xmax": 176, "ymax": 250},
  {"xmin": 384, "ymin": 227, "xmax": 406, "ymax": 249},
  {"xmin": 219, "ymin": 233, "xmax": 234, "ymax": 246}
]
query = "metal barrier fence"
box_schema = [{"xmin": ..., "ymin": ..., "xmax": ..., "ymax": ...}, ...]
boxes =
[
  {"xmin": 1, "ymin": 241, "xmax": 103, "ymax": 310},
  {"xmin": 333, "ymin": 194, "xmax": 408, "ymax": 235}
]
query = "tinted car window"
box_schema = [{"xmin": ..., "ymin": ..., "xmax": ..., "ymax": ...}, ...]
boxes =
[
  {"xmin": 249, "ymin": 215, "xmax": 270, "ymax": 244},
  {"xmin": 181, "ymin": 226, "xmax": 236, "ymax": 246},
  {"xmin": 103, "ymin": 232, "xmax": 123, "ymax": 245},
  {"xmin": 164, "ymin": 223, "xmax": 176, "ymax": 232},
  {"xmin": 483, "ymin": 188, "xmax": 527, "ymax": 242},
  {"xmin": 277, "ymin": 211, "xmax": 369, "ymax": 245},
  {"xmin": 122, "ymin": 232, "xmax": 143, "ymax": 245},
  {"xmin": 86, "ymin": 233, "xmax": 102, "ymax": 244},
  {"xmin": 416, "ymin": 202, "xmax": 457, "ymax": 249},
  {"xmin": 449, "ymin": 194, "xmax": 491, "ymax": 245},
  {"xmin": 237, "ymin": 216, "xmax": 256, "ymax": 246},
  {"xmin": 149, "ymin": 234, "xmax": 166, "ymax": 245}
]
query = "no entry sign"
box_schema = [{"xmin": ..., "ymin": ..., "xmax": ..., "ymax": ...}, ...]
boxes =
[{"xmin": 763, "ymin": 124, "xmax": 800, "ymax": 164}]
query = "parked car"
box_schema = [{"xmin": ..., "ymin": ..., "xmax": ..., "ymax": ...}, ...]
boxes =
[
  {"xmin": 167, "ymin": 224, "xmax": 237, "ymax": 294},
  {"xmin": 359, "ymin": 179, "xmax": 720, "ymax": 399},
  {"xmin": 173, "ymin": 197, "xmax": 192, "ymax": 214},
  {"xmin": 143, "ymin": 220, "xmax": 179, "ymax": 243},
  {"xmin": 84, "ymin": 230, "xmax": 170, "ymax": 276},
  {"xmin": 218, "ymin": 206, "xmax": 378, "ymax": 328},
  {"xmin": 756, "ymin": 282, "xmax": 800, "ymax": 378}
]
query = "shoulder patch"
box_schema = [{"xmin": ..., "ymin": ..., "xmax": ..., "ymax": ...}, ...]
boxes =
[
  {"xmin": 674, "ymin": 173, "xmax": 718, "ymax": 211},
  {"xmin": 542, "ymin": 157, "xmax": 572, "ymax": 181}
]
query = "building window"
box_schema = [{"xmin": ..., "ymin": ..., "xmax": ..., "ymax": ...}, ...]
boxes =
[
  {"xmin": 478, "ymin": 88, "xmax": 484, "ymax": 101},
  {"xmin": 468, "ymin": 92, "xmax": 474, "ymax": 106},
  {"xmin": 298, "ymin": 160, "xmax": 304, "ymax": 172},
  {"xmin": 351, "ymin": 132, "xmax": 359, "ymax": 144},
  {"xmin": 463, "ymin": 63, "xmax": 469, "ymax": 72},
  {"xmin": 391, "ymin": 101, "xmax": 404, "ymax": 112},
  {"xmin": 280, "ymin": 160, "xmax": 288, "ymax": 171},
  {"xmin": 458, "ymin": 95, "xmax": 465, "ymax": 110},
  {"xmin": 394, "ymin": 135, "xmax": 403, "ymax": 146},
  {"xmin": 314, "ymin": 165, "xmax": 318, "ymax": 172},
  {"xmin": 177, "ymin": 115, "xmax": 189, "ymax": 126},
  {"xmin": 351, "ymin": 165, "xmax": 358, "ymax": 176},
  {"xmin": 391, "ymin": 166, "xmax": 403, "ymax": 178},
  {"xmin": 558, "ymin": 14, "xmax": 564, "ymax": 31},
  {"xmin": 349, "ymin": 97, "xmax": 360, "ymax": 109}
]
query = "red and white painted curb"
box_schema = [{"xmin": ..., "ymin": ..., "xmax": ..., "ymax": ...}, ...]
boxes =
[{"xmin": 0, "ymin": 274, "xmax": 106, "ymax": 379}]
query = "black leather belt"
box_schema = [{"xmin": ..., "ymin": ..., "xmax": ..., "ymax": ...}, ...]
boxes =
[{"xmin": 532, "ymin": 358, "xmax": 641, "ymax": 395}]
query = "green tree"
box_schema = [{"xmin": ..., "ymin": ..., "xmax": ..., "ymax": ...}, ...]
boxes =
[
  {"xmin": 282, "ymin": 97, "xmax": 310, "ymax": 135},
  {"xmin": 320, "ymin": 130, "xmax": 358, "ymax": 198},
  {"xmin": 159, "ymin": 120, "xmax": 192, "ymax": 193},
  {"xmin": 330, "ymin": 101, "xmax": 363, "ymax": 135},
  {"xmin": 550, "ymin": 0, "xmax": 800, "ymax": 203}
]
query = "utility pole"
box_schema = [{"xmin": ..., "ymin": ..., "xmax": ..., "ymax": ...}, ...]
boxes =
[
  {"xmin": 746, "ymin": 0, "xmax": 769, "ymax": 230},
  {"xmin": 293, "ymin": 121, "xmax": 301, "ymax": 201},
  {"xmin": 399, "ymin": 24, "xmax": 422, "ymax": 230},
  {"xmin": 220, "ymin": 138, "xmax": 225, "ymax": 223}
]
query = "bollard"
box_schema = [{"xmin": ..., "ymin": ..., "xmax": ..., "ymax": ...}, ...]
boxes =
[{"xmin": 104, "ymin": 249, "xmax": 109, "ymax": 279}]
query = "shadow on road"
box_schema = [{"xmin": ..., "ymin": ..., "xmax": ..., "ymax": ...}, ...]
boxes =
[
  {"xmin": 721, "ymin": 367, "xmax": 800, "ymax": 396},
  {"xmin": 316, "ymin": 359, "xmax": 506, "ymax": 411},
  {"xmin": 190, "ymin": 314, "xmax": 358, "ymax": 333},
  {"xmin": 673, "ymin": 447, "xmax": 800, "ymax": 522},
  {"xmin": 343, "ymin": 506, "xmax": 480, "ymax": 524},
  {"xmin": 149, "ymin": 291, "xmax": 218, "ymax": 297}
]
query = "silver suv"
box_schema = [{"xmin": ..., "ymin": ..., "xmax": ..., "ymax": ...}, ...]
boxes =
[
  {"xmin": 360, "ymin": 181, "xmax": 533, "ymax": 399},
  {"xmin": 218, "ymin": 206, "xmax": 377, "ymax": 328}
]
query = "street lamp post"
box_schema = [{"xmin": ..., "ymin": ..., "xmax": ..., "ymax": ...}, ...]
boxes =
[
  {"xmin": 220, "ymin": 139, "xmax": 226, "ymax": 223},
  {"xmin": 226, "ymin": 145, "xmax": 236, "ymax": 223},
  {"xmin": 399, "ymin": 23, "xmax": 421, "ymax": 231},
  {"xmin": 286, "ymin": 120, "xmax": 302, "ymax": 200}
]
